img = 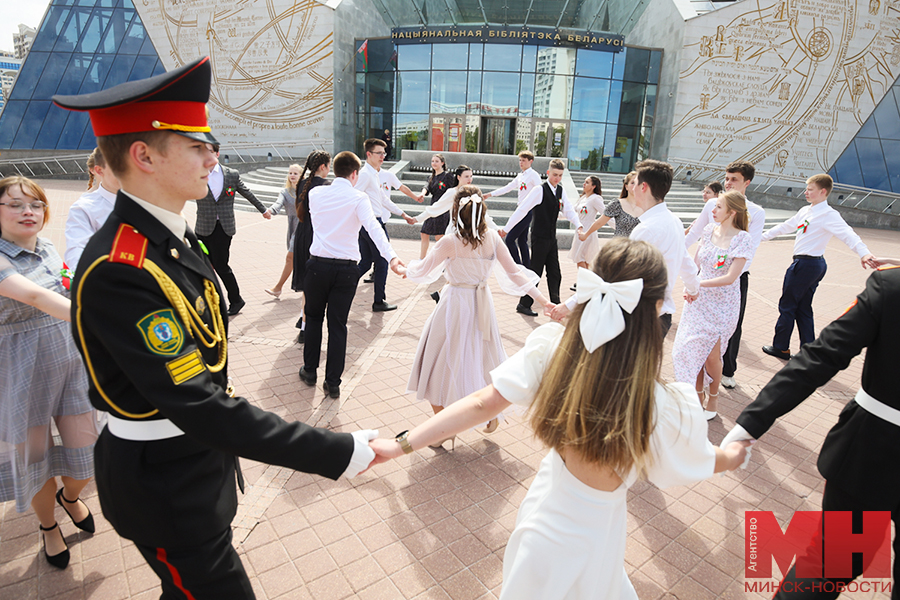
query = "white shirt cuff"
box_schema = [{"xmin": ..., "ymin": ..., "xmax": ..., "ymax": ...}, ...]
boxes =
[
  {"xmin": 564, "ymin": 295, "xmax": 578, "ymax": 311},
  {"xmin": 341, "ymin": 429, "xmax": 378, "ymax": 479}
]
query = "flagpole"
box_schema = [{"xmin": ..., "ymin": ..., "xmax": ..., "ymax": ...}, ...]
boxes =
[{"xmin": 341, "ymin": 54, "xmax": 355, "ymax": 72}]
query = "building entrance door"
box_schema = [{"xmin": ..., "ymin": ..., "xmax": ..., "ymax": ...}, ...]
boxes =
[
  {"xmin": 532, "ymin": 120, "xmax": 568, "ymax": 158},
  {"xmin": 480, "ymin": 117, "xmax": 516, "ymax": 155},
  {"xmin": 430, "ymin": 115, "xmax": 465, "ymax": 153}
]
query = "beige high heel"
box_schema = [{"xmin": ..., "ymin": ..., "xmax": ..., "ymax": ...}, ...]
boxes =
[
  {"xmin": 483, "ymin": 418, "xmax": 499, "ymax": 434},
  {"xmin": 264, "ymin": 288, "xmax": 282, "ymax": 298},
  {"xmin": 428, "ymin": 436, "xmax": 456, "ymax": 450}
]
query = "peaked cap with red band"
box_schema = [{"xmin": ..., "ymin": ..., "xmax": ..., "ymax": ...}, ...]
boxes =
[{"xmin": 52, "ymin": 57, "xmax": 218, "ymax": 145}]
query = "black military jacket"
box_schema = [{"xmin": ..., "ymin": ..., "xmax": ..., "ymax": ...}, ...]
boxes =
[{"xmin": 72, "ymin": 193, "xmax": 354, "ymax": 547}]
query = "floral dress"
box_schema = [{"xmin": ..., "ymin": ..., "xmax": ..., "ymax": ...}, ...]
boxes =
[
  {"xmin": 604, "ymin": 199, "xmax": 640, "ymax": 237},
  {"xmin": 672, "ymin": 223, "xmax": 753, "ymax": 386}
]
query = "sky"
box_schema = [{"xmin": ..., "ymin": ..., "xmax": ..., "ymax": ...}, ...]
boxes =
[{"xmin": 0, "ymin": 2, "xmax": 50, "ymax": 52}]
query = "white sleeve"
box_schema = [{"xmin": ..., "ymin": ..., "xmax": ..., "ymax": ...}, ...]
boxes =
[
  {"xmin": 685, "ymin": 200, "xmax": 714, "ymax": 247},
  {"xmin": 357, "ymin": 195, "xmax": 397, "ymax": 261},
  {"xmin": 679, "ymin": 247, "xmax": 700, "ymax": 295},
  {"xmin": 404, "ymin": 235, "xmax": 453, "ymax": 283},
  {"xmin": 746, "ymin": 203, "xmax": 766, "ymax": 250},
  {"xmin": 381, "ymin": 194, "xmax": 405, "ymax": 217},
  {"xmin": 761, "ymin": 212, "xmax": 801, "ymax": 241},
  {"xmin": 490, "ymin": 323, "xmax": 565, "ymax": 406},
  {"xmin": 826, "ymin": 213, "xmax": 870, "ymax": 257},
  {"xmin": 64, "ymin": 203, "xmax": 94, "ymax": 273},
  {"xmin": 559, "ymin": 189, "xmax": 582, "ymax": 229},
  {"xmin": 503, "ymin": 185, "xmax": 543, "ymax": 232},
  {"xmin": 490, "ymin": 176, "xmax": 518, "ymax": 198},
  {"xmin": 414, "ymin": 188, "xmax": 457, "ymax": 223},
  {"xmin": 492, "ymin": 231, "xmax": 541, "ymax": 296},
  {"xmin": 645, "ymin": 382, "xmax": 717, "ymax": 489}
]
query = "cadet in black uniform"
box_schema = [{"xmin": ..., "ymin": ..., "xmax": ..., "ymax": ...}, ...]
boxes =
[
  {"xmin": 722, "ymin": 266, "xmax": 900, "ymax": 598},
  {"xmin": 53, "ymin": 58, "xmax": 378, "ymax": 599}
]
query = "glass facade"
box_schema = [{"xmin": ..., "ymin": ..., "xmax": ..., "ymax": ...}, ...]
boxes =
[
  {"xmin": 357, "ymin": 38, "xmax": 660, "ymax": 172},
  {"xmin": 829, "ymin": 75, "xmax": 900, "ymax": 194},
  {"xmin": 0, "ymin": 0, "xmax": 164, "ymax": 150}
]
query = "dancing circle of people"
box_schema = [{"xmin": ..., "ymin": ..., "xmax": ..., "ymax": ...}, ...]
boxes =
[{"xmin": 1, "ymin": 58, "xmax": 897, "ymax": 600}]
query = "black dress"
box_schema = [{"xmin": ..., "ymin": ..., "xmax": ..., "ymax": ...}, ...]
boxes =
[
  {"xmin": 291, "ymin": 175, "xmax": 328, "ymax": 292},
  {"xmin": 421, "ymin": 170, "xmax": 456, "ymax": 236}
]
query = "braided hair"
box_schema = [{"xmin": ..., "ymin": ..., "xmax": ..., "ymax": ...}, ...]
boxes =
[
  {"xmin": 296, "ymin": 150, "xmax": 331, "ymax": 222},
  {"xmin": 85, "ymin": 147, "xmax": 107, "ymax": 191}
]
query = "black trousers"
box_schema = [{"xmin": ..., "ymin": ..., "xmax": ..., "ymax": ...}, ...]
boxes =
[
  {"xmin": 722, "ymin": 271, "xmax": 749, "ymax": 377},
  {"xmin": 505, "ymin": 212, "xmax": 533, "ymax": 268},
  {"xmin": 774, "ymin": 256, "xmax": 827, "ymax": 350},
  {"xmin": 198, "ymin": 222, "xmax": 241, "ymax": 305},
  {"xmin": 303, "ymin": 258, "xmax": 359, "ymax": 386},
  {"xmin": 520, "ymin": 235, "xmax": 560, "ymax": 308},
  {"xmin": 357, "ymin": 221, "xmax": 388, "ymax": 304},
  {"xmin": 135, "ymin": 528, "xmax": 255, "ymax": 599},
  {"xmin": 773, "ymin": 483, "xmax": 899, "ymax": 599}
]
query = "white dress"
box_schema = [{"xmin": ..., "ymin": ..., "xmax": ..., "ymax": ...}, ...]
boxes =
[
  {"xmin": 490, "ymin": 323, "xmax": 718, "ymax": 600},
  {"xmin": 568, "ymin": 193, "xmax": 604, "ymax": 264},
  {"xmin": 406, "ymin": 230, "xmax": 540, "ymax": 407}
]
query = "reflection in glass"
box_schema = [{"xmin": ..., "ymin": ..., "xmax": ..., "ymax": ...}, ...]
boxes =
[
  {"xmin": 484, "ymin": 45, "xmax": 521, "ymax": 72},
  {"xmin": 396, "ymin": 71, "xmax": 430, "ymax": 113},
  {"xmin": 398, "ymin": 44, "xmax": 431, "ymax": 70},
  {"xmin": 881, "ymin": 140, "xmax": 900, "ymax": 192},
  {"xmin": 537, "ymin": 47, "xmax": 575, "ymax": 77},
  {"xmin": 568, "ymin": 121, "xmax": 607, "ymax": 170},
  {"xmin": 366, "ymin": 71, "xmax": 394, "ymax": 115},
  {"xmin": 99, "ymin": 9, "xmax": 132, "ymax": 54},
  {"xmin": 56, "ymin": 54, "xmax": 91, "ymax": 95},
  {"xmin": 873, "ymin": 95, "xmax": 900, "ymax": 140},
  {"xmin": 623, "ymin": 48, "xmax": 650, "ymax": 82},
  {"xmin": 607, "ymin": 80, "xmax": 623, "ymax": 125},
  {"xmin": 10, "ymin": 52, "xmax": 50, "ymax": 99},
  {"xmin": 533, "ymin": 121, "xmax": 549, "ymax": 157},
  {"xmin": 395, "ymin": 114, "xmax": 429, "ymax": 151},
  {"xmin": 0, "ymin": 101, "xmax": 26, "ymax": 147},
  {"xmin": 120, "ymin": 17, "xmax": 145, "ymax": 54},
  {"xmin": 33, "ymin": 8, "xmax": 71, "ymax": 52},
  {"xmin": 35, "ymin": 105, "xmax": 71, "ymax": 149},
  {"xmin": 648, "ymin": 51, "xmax": 662, "ymax": 85},
  {"xmin": 612, "ymin": 48, "xmax": 627, "ymax": 81},
  {"xmin": 13, "ymin": 102, "xmax": 51, "ymax": 149},
  {"xmin": 575, "ymin": 48, "xmax": 613, "ymax": 79},
  {"xmin": 431, "ymin": 116, "xmax": 465, "ymax": 152},
  {"xmin": 56, "ymin": 8, "xmax": 94, "ymax": 53},
  {"xmin": 465, "ymin": 115, "xmax": 480, "ymax": 153},
  {"xmin": 468, "ymin": 44, "xmax": 483, "ymax": 70},
  {"xmin": 76, "ymin": 9, "xmax": 113, "ymax": 53},
  {"xmin": 515, "ymin": 118, "xmax": 532, "ymax": 154},
  {"xmin": 431, "ymin": 43, "xmax": 468, "ymax": 70},
  {"xmin": 34, "ymin": 53, "xmax": 70, "ymax": 99},
  {"xmin": 431, "ymin": 71, "xmax": 467, "ymax": 113},
  {"xmin": 467, "ymin": 71, "xmax": 482, "ymax": 111},
  {"xmin": 431, "ymin": 115, "xmax": 445, "ymax": 152},
  {"xmin": 571, "ymin": 78, "xmax": 610, "ymax": 122},
  {"xmin": 618, "ymin": 82, "xmax": 645, "ymax": 127},
  {"xmin": 522, "ymin": 46, "xmax": 537, "ymax": 73},
  {"xmin": 481, "ymin": 117, "xmax": 515, "ymax": 155},
  {"xmin": 533, "ymin": 75, "xmax": 572, "ymax": 120},
  {"xmin": 481, "ymin": 72, "xmax": 520, "ymax": 116},
  {"xmin": 519, "ymin": 73, "xmax": 535, "ymax": 117}
]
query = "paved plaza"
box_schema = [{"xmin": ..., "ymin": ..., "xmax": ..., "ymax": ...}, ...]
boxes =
[{"xmin": 1, "ymin": 178, "xmax": 896, "ymax": 599}]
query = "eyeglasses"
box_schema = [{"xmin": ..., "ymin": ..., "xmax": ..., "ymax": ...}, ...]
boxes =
[
  {"xmin": 0, "ymin": 201, "xmax": 47, "ymax": 213},
  {"xmin": 371, "ymin": 151, "xmax": 386, "ymax": 156}
]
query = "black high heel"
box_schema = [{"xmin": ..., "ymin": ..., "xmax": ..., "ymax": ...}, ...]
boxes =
[
  {"xmin": 56, "ymin": 488, "xmax": 95, "ymax": 533},
  {"xmin": 40, "ymin": 523, "xmax": 70, "ymax": 569}
]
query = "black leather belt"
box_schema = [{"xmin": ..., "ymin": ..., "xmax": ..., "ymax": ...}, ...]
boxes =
[
  {"xmin": 792, "ymin": 254, "xmax": 824, "ymax": 260},
  {"xmin": 311, "ymin": 255, "xmax": 357, "ymax": 266}
]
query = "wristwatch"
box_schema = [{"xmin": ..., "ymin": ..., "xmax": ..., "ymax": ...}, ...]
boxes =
[{"xmin": 395, "ymin": 430, "xmax": 414, "ymax": 454}]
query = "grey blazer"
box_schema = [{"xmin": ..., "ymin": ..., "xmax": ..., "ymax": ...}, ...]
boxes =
[{"xmin": 195, "ymin": 166, "xmax": 265, "ymax": 236}]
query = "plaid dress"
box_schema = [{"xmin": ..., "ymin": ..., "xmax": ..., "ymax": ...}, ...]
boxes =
[{"xmin": 0, "ymin": 237, "xmax": 95, "ymax": 512}]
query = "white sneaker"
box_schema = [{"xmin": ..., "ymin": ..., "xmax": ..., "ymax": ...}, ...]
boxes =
[{"xmin": 721, "ymin": 376, "xmax": 736, "ymax": 389}]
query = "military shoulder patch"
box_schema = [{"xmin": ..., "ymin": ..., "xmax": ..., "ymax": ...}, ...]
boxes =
[
  {"xmin": 166, "ymin": 349, "xmax": 206, "ymax": 385},
  {"xmin": 877, "ymin": 264, "xmax": 900, "ymax": 271},
  {"xmin": 840, "ymin": 299, "xmax": 857, "ymax": 317},
  {"xmin": 109, "ymin": 224, "xmax": 148, "ymax": 268},
  {"xmin": 137, "ymin": 309, "xmax": 185, "ymax": 356}
]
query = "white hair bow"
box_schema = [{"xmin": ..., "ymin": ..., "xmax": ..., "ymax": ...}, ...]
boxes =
[
  {"xmin": 576, "ymin": 268, "xmax": 643, "ymax": 352},
  {"xmin": 457, "ymin": 194, "xmax": 483, "ymax": 239}
]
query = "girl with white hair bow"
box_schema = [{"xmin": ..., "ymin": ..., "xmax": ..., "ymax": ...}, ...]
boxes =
[
  {"xmin": 405, "ymin": 185, "xmax": 552, "ymax": 442},
  {"xmin": 372, "ymin": 238, "xmax": 750, "ymax": 599}
]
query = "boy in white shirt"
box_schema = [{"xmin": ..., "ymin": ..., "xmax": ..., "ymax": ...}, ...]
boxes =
[
  {"xmin": 760, "ymin": 174, "xmax": 876, "ymax": 359},
  {"xmin": 484, "ymin": 150, "xmax": 542, "ymax": 267}
]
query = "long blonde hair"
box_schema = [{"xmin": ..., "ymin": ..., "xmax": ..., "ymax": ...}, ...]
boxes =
[
  {"xmin": 719, "ymin": 190, "xmax": 749, "ymax": 231},
  {"xmin": 530, "ymin": 238, "xmax": 668, "ymax": 477},
  {"xmin": 284, "ymin": 163, "xmax": 302, "ymax": 191}
]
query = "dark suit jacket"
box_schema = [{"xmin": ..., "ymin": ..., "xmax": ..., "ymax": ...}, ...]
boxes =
[
  {"xmin": 195, "ymin": 165, "xmax": 265, "ymax": 236},
  {"xmin": 737, "ymin": 266, "xmax": 900, "ymax": 503},
  {"xmin": 72, "ymin": 193, "xmax": 354, "ymax": 548}
]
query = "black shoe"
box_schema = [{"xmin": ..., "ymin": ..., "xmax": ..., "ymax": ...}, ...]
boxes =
[
  {"xmin": 323, "ymin": 381, "xmax": 340, "ymax": 399},
  {"xmin": 762, "ymin": 345, "xmax": 791, "ymax": 360},
  {"xmin": 56, "ymin": 488, "xmax": 95, "ymax": 534},
  {"xmin": 430, "ymin": 291, "xmax": 440, "ymax": 303},
  {"xmin": 570, "ymin": 285, "xmax": 577, "ymax": 292},
  {"xmin": 516, "ymin": 304, "xmax": 538, "ymax": 317},
  {"xmin": 363, "ymin": 275, "xmax": 375, "ymax": 284},
  {"xmin": 372, "ymin": 301, "xmax": 397, "ymax": 312},
  {"xmin": 227, "ymin": 299, "xmax": 246, "ymax": 316},
  {"xmin": 40, "ymin": 523, "xmax": 70, "ymax": 570},
  {"xmin": 295, "ymin": 330, "xmax": 305, "ymax": 344},
  {"xmin": 298, "ymin": 366, "xmax": 317, "ymax": 386}
]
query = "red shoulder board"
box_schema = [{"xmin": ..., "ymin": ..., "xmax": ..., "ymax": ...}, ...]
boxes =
[
  {"xmin": 840, "ymin": 299, "xmax": 857, "ymax": 317},
  {"xmin": 109, "ymin": 224, "xmax": 148, "ymax": 268},
  {"xmin": 877, "ymin": 264, "xmax": 900, "ymax": 271}
]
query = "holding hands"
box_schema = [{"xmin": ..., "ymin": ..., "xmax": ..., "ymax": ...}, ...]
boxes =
[
  {"xmin": 861, "ymin": 253, "xmax": 879, "ymax": 269},
  {"xmin": 389, "ymin": 257, "xmax": 407, "ymax": 277},
  {"xmin": 403, "ymin": 213, "xmax": 417, "ymax": 225},
  {"xmin": 262, "ymin": 210, "xmax": 272, "ymax": 220}
]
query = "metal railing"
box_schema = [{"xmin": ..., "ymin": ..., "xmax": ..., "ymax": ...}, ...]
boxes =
[
  {"xmin": 669, "ymin": 157, "xmax": 900, "ymax": 215},
  {"xmin": 0, "ymin": 139, "xmax": 334, "ymax": 178}
]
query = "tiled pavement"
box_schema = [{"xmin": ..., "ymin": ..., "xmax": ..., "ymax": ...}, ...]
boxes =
[{"xmin": 1, "ymin": 178, "xmax": 896, "ymax": 599}]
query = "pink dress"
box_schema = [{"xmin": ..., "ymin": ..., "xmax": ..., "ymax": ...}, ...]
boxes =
[{"xmin": 672, "ymin": 224, "xmax": 752, "ymax": 385}]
